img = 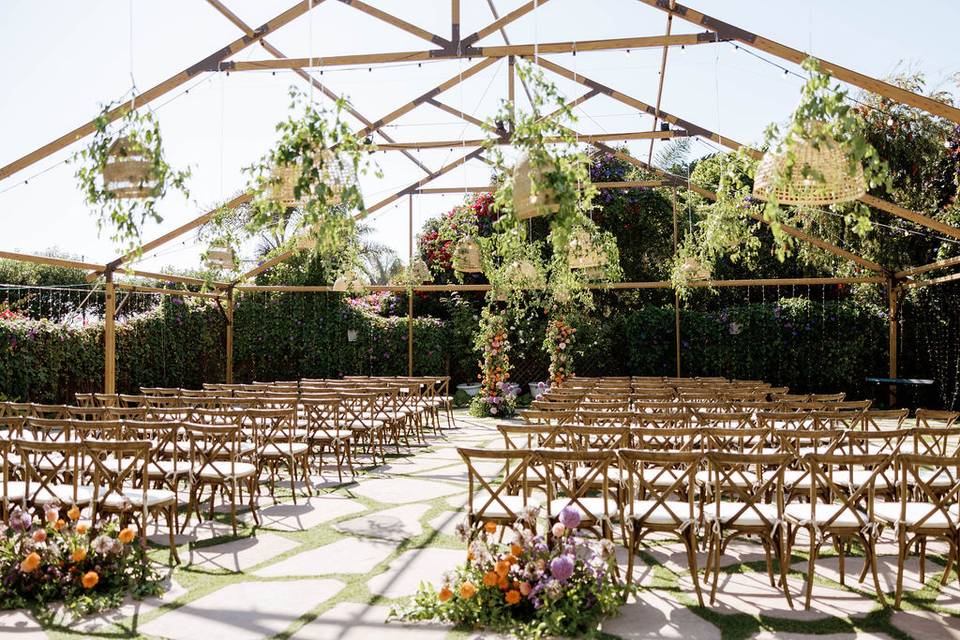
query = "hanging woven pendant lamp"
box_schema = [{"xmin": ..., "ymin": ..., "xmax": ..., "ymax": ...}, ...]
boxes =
[
  {"xmin": 271, "ymin": 150, "xmax": 356, "ymax": 208},
  {"xmin": 103, "ymin": 136, "xmax": 158, "ymax": 199},
  {"xmin": 513, "ymin": 151, "xmax": 560, "ymax": 220},
  {"xmin": 205, "ymin": 242, "xmax": 236, "ymax": 271},
  {"xmin": 452, "ymin": 236, "xmax": 483, "ymax": 273},
  {"xmin": 408, "ymin": 257, "xmax": 432, "ymax": 283},
  {"xmin": 753, "ymin": 126, "xmax": 866, "ymax": 205},
  {"xmin": 567, "ymin": 228, "xmax": 606, "ymax": 269},
  {"xmin": 680, "ymin": 256, "xmax": 709, "ymax": 281}
]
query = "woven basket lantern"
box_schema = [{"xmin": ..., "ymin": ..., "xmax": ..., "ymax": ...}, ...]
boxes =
[
  {"xmin": 680, "ymin": 256, "xmax": 709, "ymax": 281},
  {"xmin": 513, "ymin": 151, "xmax": 560, "ymax": 220},
  {"xmin": 508, "ymin": 259, "xmax": 545, "ymax": 290},
  {"xmin": 753, "ymin": 130, "xmax": 866, "ymax": 205},
  {"xmin": 271, "ymin": 149, "xmax": 355, "ymax": 208},
  {"xmin": 332, "ymin": 271, "xmax": 365, "ymax": 293},
  {"xmin": 567, "ymin": 228, "xmax": 606, "ymax": 269},
  {"xmin": 102, "ymin": 136, "xmax": 158, "ymax": 199},
  {"xmin": 408, "ymin": 257, "xmax": 432, "ymax": 283},
  {"xmin": 452, "ymin": 236, "xmax": 483, "ymax": 273},
  {"xmin": 205, "ymin": 242, "xmax": 235, "ymax": 271}
]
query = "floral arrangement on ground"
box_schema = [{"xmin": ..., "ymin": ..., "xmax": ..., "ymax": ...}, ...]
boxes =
[
  {"xmin": 391, "ymin": 507, "xmax": 624, "ymax": 638},
  {"xmin": 0, "ymin": 504, "xmax": 162, "ymax": 615}
]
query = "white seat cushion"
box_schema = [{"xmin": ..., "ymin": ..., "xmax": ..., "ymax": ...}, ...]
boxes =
[
  {"xmin": 102, "ymin": 488, "xmax": 176, "ymax": 509},
  {"xmin": 627, "ymin": 499, "xmax": 695, "ymax": 526},
  {"xmin": 196, "ymin": 461, "xmax": 257, "ymax": 479},
  {"xmin": 784, "ymin": 502, "xmax": 865, "ymax": 528},
  {"xmin": 873, "ymin": 502, "xmax": 960, "ymax": 531},
  {"xmin": 706, "ymin": 501, "xmax": 778, "ymax": 527},
  {"xmin": 549, "ymin": 497, "xmax": 617, "ymax": 521},
  {"xmin": 470, "ymin": 494, "xmax": 541, "ymax": 520},
  {"xmin": 260, "ymin": 442, "xmax": 310, "ymax": 457}
]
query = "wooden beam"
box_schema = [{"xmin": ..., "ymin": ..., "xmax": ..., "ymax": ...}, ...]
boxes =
[
  {"xmin": 535, "ymin": 58, "xmax": 960, "ymax": 241},
  {"xmin": 887, "ymin": 277, "xmax": 900, "ymax": 406},
  {"xmin": 648, "ymin": 10, "xmax": 673, "ymax": 165},
  {"xmin": 0, "ymin": 1, "xmax": 323, "ymax": 182},
  {"xmin": 636, "ymin": 0, "xmax": 960, "ymax": 125},
  {"xmin": 414, "ymin": 180, "xmax": 665, "ymax": 194},
  {"xmin": 427, "ymin": 99, "xmax": 490, "ymax": 130},
  {"xmin": 895, "ymin": 254, "xmax": 960, "ymax": 279},
  {"xmin": 221, "ymin": 33, "xmax": 721, "ymax": 71},
  {"xmin": 461, "ymin": 0, "xmax": 551, "ymax": 47},
  {"xmin": 451, "ymin": 0, "xmax": 460, "ymax": 45},
  {"xmin": 225, "ymin": 288, "xmax": 234, "ymax": 383},
  {"xmin": 491, "ymin": 2, "xmax": 534, "ymax": 104},
  {"xmin": 0, "ymin": 250, "xmax": 104, "ymax": 272},
  {"xmin": 104, "ymin": 273, "xmax": 116, "ymax": 395},
  {"xmin": 373, "ymin": 130, "xmax": 685, "ymax": 150},
  {"xmin": 337, "ymin": 0, "xmax": 450, "ymax": 47},
  {"xmin": 120, "ymin": 270, "xmax": 227, "ymax": 289},
  {"xmin": 901, "ymin": 270, "xmax": 960, "ymax": 289}
]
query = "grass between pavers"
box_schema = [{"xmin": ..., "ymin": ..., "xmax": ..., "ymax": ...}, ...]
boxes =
[{"xmin": 25, "ymin": 412, "xmax": 960, "ymax": 639}]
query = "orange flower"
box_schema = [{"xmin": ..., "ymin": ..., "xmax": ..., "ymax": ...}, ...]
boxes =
[
  {"xmin": 54, "ymin": 519, "xmax": 65, "ymax": 532},
  {"xmin": 76, "ymin": 523, "xmax": 88, "ymax": 535},
  {"xmin": 438, "ymin": 586, "xmax": 453, "ymax": 602},
  {"xmin": 505, "ymin": 554, "xmax": 517, "ymax": 566},
  {"xmin": 519, "ymin": 581, "xmax": 532, "ymax": 596},
  {"xmin": 495, "ymin": 559, "xmax": 510, "ymax": 577},
  {"xmin": 20, "ymin": 552, "xmax": 41, "ymax": 573},
  {"xmin": 467, "ymin": 550, "xmax": 475, "ymax": 561},
  {"xmin": 459, "ymin": 581, "xmax": 477, "ymax": 599},
  {"xmin": 505, "ymin": 589, "xmax": 521, "ymax": 605},
  {"xmin": 511, "ymin": 543, "xmax": 523, "ymax": 556},
  {"xmin": 483, "ymin": 521, "xmax": 497, "ymax": 534},
  {"xmin": 67, "ymin": 505, "xmax": 80, "ymax": 521},
  {"xmin": 82, "ymin": 571, "xmax": 99, "ymax": 589},
  {"xmin": 118, "ymin": 528, "xmax": 135, "ymax": 544},
  {"xmin": 497, "ymin": 576, "xmax": 509, "ymax": 590},
  {"xmin": 71, "ymin": 547, "xmax": 87, "ymax": 563},
  {"xmin": 44, "ymin": 508, "xmax": 58, "ymax": 524},
  {"xmin": 482, "ymin": 571, "xmax": 499, "ymax": 587},
  {"xmin": 32, "ymin": 530, "xmax": 47, "ymax": 543}
]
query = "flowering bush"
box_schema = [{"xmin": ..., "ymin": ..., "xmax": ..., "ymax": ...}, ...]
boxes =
[
  {"xmin": 417, "ymin": 193, "xmax": 496, "ymax": 280},
  {"xmin": 392, "ymin": 507, "xmax": 623, "ymax": 638},
  {"xmin": 0, "ymin": 505, "xmax": 162, "ymax": 615},
  {"xmin": 469, "ymin": 308, "xmax": 515, "ymax": 418},
  {"xmin": 544, "ymin": 317, "xmax": 576, "ymax": 386}
]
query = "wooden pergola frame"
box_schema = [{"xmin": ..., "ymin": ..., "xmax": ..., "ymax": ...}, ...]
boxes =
[{"xmin": 2, "ymin": 0, "xmax": 959, "ymax": 399}]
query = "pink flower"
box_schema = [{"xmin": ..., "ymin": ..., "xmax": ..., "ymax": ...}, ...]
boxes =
[{"xmin": 551, "ymin": 522, "xmax": 565, "ymax": 538}]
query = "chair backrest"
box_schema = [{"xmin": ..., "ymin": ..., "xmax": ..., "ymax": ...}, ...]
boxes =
[
  {"xmin": 537, "ymin": 448, "xmax": 615, "ymax": 524},
  {"xmin": 519, "ymin": 409, "xmax": 576, "ymax": 425},
  {"xmin": 843, "ymin": 428, "xmax": 911, "ymax": 457},
  {"xmin": 184, "ymin": 423, "xmax": 243, "ymax": 482},
  {"xmin": 458, "ymin": 447, "xmax": 537, "ymax": 528},
  {"xmin": 30, "ymin": 404, "xmax": 72, "ymax": 419},
  {"xmin": 897, "ymin": 453, "xmax": 960, "ymax": 533},
  {"xmin": 300, "ymin": 397, "xmax": 341, "ymax": 438},
  {"xmin": 860, "ymin": 408, "xmax": 909, "ymax": 431},
  {"xmin": 64, "ymin": 405, "xmax": 111, "ymax": 421},
  {"xmin": 618, "ymin": 449, "xmax": 699, "ymax": 526},
  {"xmin": 123, "ymin": 420, "xmax": 181, "ymax": 480},
  {"xmin": 696, "ymin": 411, "xmax": 754, "ymax": 430},
  {"xmin": 83, "ymin": 440, "xmax": 149, "ymax": 525},
  {"xmin": 756, "ymin": 411, "xmax": 816, "ymax": 431},
  {"xmin": 630, "ymin": 426, "xmax": 700, "ymax": 452},
  {"xmin": 912, "ymin": 426, "xmax": 960, "ymax": 457},
  {"xmin": 497, "ymin": 423, "xmax": 569, "ymax": 450},
  {"xmin": 706, "ymin": 452, "xmax": 792, "ymax": 529},
  {"xmin": 700, "ymin": 427, "xmax": 770, "ymax": 454},
  {"xmin": 634, "ymin": 411, "xmax": 691, "ymax": 429},
  {"xmin": 916, "ymin": 409, "xmax": 959, "ymax": 430},
  {"xmin": 245, "ymin": 407, "xmax": 297, "ymax": 452},
  {"xmin": 803, "ymin": 453, "xmax": 894, "ymax": 529},
  {"xmin": 814, "ymin": 410, "xmax": 865, "ymax": 432},
  {"xmin": 14, "ymin": 439, "xmax": 79, "ymax": 505},
  {"xmin": 23, "ymin": 417, "xmax": 72, "ymax": 442},
  {"xmin": 770, "ymin": 428, "xmax": 844, "ymax": 458},
  {"xmin": 567, "ymin": 425, "xmax": 629, "ymax": 451},
  {"xmin": 577, "ymin": 410, "xmax": 633, "ymax": 427}
]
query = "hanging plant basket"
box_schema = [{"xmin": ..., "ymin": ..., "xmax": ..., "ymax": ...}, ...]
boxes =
[
  {"xmin": 452, "ymin": 236, "xmax": 483, "ymax": 273},
  {"xmin": 513, "ymin": 151, "xmax": 559, "ymax": 220},
  {"xmin": 205, "ymin": 242, "xmax": 236, "ymax": 271},
  {"xmin": 102, "ymin": 136, "xmax": 159, "ymax": 199},
  {"xmin": 567, "ymin": 228, "xmax": 607, "ymax": 269},
  {"xmin": 271, "ymin": 149, "xmax": 356, "ymax": 209},
  {"xmin": 680, "ymin": 256, "xmax": 709, "ymax": 281},
  {"xmin": 507, "ymin": 258, "xmax": 545, "ymax": 291},
  {"xmin": 753, "ymin": 127, "xmax": 866, "ymax": 205},
  {"xmin": 332, "ymin": 270, "xmax": 366, "ymax": 293}
]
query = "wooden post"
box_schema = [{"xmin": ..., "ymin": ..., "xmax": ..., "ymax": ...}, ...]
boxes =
[
  {"xmin": 408, "ymin": 195, "xmax": 415, "ymax": 376},
  {"xmin": 104, "ymin": 271, "xmax": 116, "ymax": 394},
  {"xmin": 672, "ymin": 188, "xmax": 681, "ymax": 378},
  {"xmin": 888, "ymin": 278, "xmax": 900, "ymax": 407},
  {"xmin": 225, "ymin": 287, "xmax": 235, "ymax": 384}
]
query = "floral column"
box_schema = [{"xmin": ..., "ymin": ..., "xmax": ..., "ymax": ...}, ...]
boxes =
[
  {"xmin": 544, "ymin": 315, "xmax": 576, "ymax": 387},
  {"xmin": 470, "ymin": 306, "xmax": 519, "ymax": 418}
]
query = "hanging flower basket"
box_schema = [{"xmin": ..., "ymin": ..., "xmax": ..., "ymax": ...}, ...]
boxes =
[
  {"xmin": 332, "ymin": 270, "xmax": 366, "ymax": 293},
  {"xmin": 513, "ymin": 151, "xmax": 559, "ymax": 220},
  {"xmin": 753, "ymin": 127, "xmax": 866, "ymax": 205},
  {"xmin": 204, "ymin": 242, "xmax": 235, "ymax": 270},
  {"xmin": 680, "ymin": 256, "xmax": 709, "ymax": 281},
  {"xmin": 407, "ymin": 257, "xmax": 432, "ymax": 283},
  {"xmin": 452, "ymin": 236, "xmax": 483, "ymax": 273},
  {"xmin": 567, "ymin": 228, "xmax": 606, "ymax": 269},
  {"xmin": 508, "ymin": 259, "xmax": 545, "ymax": 290},
  {"xmin": 271, "ymin": 149, "xmax": 356, "ymax": 208},
  {"xmin": 102, "ymin": 136, "xmax": 159, "ymax": 199}
]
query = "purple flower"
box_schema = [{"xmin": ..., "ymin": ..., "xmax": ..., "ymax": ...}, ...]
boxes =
[
  {"xmin": 558, "ymin": 507, "xmax": 581, "ymax": 529},
  {"xmin": 550, "ymin": 554, "xmax": 575, "ymax": 582}
]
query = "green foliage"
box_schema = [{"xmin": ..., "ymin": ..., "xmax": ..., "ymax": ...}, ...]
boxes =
[
  {"xmin": 73, "ymin": 103, "xmax": 191, "ymax": 255},
  {"xmin": 452, "ymin": 388, "xmax": 470, "ymax": 408}
]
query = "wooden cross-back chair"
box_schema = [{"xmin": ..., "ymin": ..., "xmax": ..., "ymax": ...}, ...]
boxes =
[
  {"xmin": 246, "ymin": 407, "xmax": 310, "ymax": 504},
  {"xmin": 538, "ymin": 448, "xmax": 617, "ymax": 540},
  {"xmin": 577, "ymin": 410, "xmax": 633, "ymax": 428},
  {"xmin": 634, "ymin": 410, "xmax": 691, "ymax": 429},
  {"xmin": 339, "ymin": 390, "xmax": 386, "ymax": 464},
  {"xmin": 618, "ymin": 449, "xmax": 703, "ymax": 605},
  {"xmin": 629, "ymin": 426, "xmax": 700, "ymax": 453},
  {"xmin": 771, "ymin": 428, "xmax": 844, "ymax": 495},
  {"xmin": 459, "ymin": 447, "xmax": 539, "ymax": 534},
  {"xmin": 696, "ymin": 411, "xmax": 754, "ymax": 430},
  {"xmin": 699, "ymin": 426, "xmax": 770, "ymax": 456},
  {"xmin": 860, "ymin": 408, "xmax": 909, "ymax": 432},
  {"xmin": 757, "ymin": 411, "xmax": 816, "ymax": 431},
  {"xmin": 785, "ymin": 453, "xmax": 892, "ymax": 609},
  {"xmin": 915, "ymin": 409, "xmax": 960, "ymax": 430},
  {"xmin": 814, "ymin": 410, "xmax": 865, "ymax": 432},
  {"xmin": 182, "ymin": 422, "xmax": 259, "ymax": 535},
  {"xmin": 519, "ymin": 409, "xmax": 576, "ymax": 425},
  {"xmin": 1, "ymin": 438, "xmax": 25, "ymax": 521},
  {"xmin": 703, "ymin": 452, "xmax": 793, "ymax": 607},
  {"xmin": 300, "ymin": 396, "xmax": 354, "ymax": 482},
  {"xmin": 123, "ymin": 419, "xmax": 188, "ymax": 509},
  {"xmin": 876, "ymin": 453, "xmax": 960, "ymax": 607},
  {"xmin": 13, "ymin": 439, "xmax": 89, "ymax": 511},
  {"xmin": 912, "ymin": 425, "xmax": 960, "ymax": 458}
]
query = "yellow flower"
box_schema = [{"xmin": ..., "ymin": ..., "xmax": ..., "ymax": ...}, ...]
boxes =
[
  {"xmin": 20, "ymin": 552, "xmax": 41, "ymax": 573},
  {"xmin": 438, "ymin": 586, "xmax": 453, "ymax": 602},
  {"xmin": 459, "ymin": 581, "xmax": 477, "ymax": 599},
  {"xmin": 82, "ymin": 571, "xmax": 99, "ymax": 589},
  {"xmin": 67, "ymin": 505, "xmax": 81, "ymax": 521},
  {"xmin": 71, "ymin": 547, "xmax": 87, "ymax": 563},
  {"xmin": 118, "ymin": 527, "xmax": 135, "ymax": 544}
]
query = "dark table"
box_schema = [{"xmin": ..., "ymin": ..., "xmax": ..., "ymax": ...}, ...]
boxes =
[{"xmin": 865, "ymin": 377, "xmax": 934, "ymax": 408}]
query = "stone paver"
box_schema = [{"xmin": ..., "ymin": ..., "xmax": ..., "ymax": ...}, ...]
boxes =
[
  {"xmin": 367, "ymin": 548, "xmax": 465, "ymax": 598},
  {"xmin": 335, "ymin": 503, "xmax": 431, "ymax": 541},
  {"xmin": 428, "ymin": 510, "xmax": 465, "ymax": 537},
  {"xmin": 751, "ymin": 633, "xmax": 893, "ymax": 640},
  {"xmin": 60, "ymin": 578, "xmax": 188, "ymax": 634},
  {"xmin": 350, "ymin": 477, "xmax": 462, "ymax": 504},
  {"xmin": 187, "ymin": 533, "xmax": 300, "ymax": 572},
  {"xmin": 243, "ymin": 495, "xmax": 367, "ymax": 531},
  {"xmin": 139, "ymin": 579, "xmax": 345, "ymax": 640},
  {"xmin": 681, "ymin": 571, "xmax": 878, "ymax": 620},
  {"xmin": 147, "ymin": 519, "xmax": 235, "ymax": 547},
  {"xmin": 0, "ymin": 610, "xmax": 47, "ymax": 639},
  {"xmin": 792, "ymin": 556, "xmax": 928, "ymax": 595},
  {"xmin": 292, "ymin": 602, "xmax": 451, "ymax": 640},
  {"xmin": 600, "ymin": 589, "xmax": 721, "ymax": 639},
  {"xmin": 891, "ymin": 608, "xmax": 960, "ymax": 639},
  {"xmin": 647, "ymin": 539, "xmax": 770, "ymax": 575},
  {"xmin": 255, "ymin": 537, "xmax": 396, "ymax": 577}
]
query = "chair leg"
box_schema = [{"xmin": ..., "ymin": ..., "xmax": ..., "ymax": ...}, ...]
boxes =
[
  {"xmin": 624, "ymin": 523, "xmax": 637, "ymax": 600},
  {"xmin": 761, "ymin": 536, "xmax": 775, "ymax": 587},
  {"xmin": 838, "ymin": 536, "xmax": 846, "ymax": 587},
  {"xmin": 805, "ymin": 532, "xmax": 818, "ymax": 610},
  {"xmin": 864, "ymin": 535, "xmax": 885, "ymax": 607},
  {"xmin": 894, "ymin": 526, "xmax": 907, "ymax": 608},
  {"xmin": 709, "ymin": 530, "xmax": 722, "ymax": 605},
  {"xmin": 167, "ymin": 505, "xmax": 180, "ymax": 565},
  {"xmin": 919, "ymin": 537, "xmax": 927, "ymax": 583},
  {"xmin": 776, "ymin": 526, "xmax": 794, "ymax": 609},
  {"xmin": 685, "ymin": 528, "xmax": 704, "ymax": 607}
]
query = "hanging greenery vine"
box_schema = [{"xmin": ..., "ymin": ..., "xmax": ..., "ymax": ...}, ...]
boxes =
[{"xmin": 74, "ymin": 103, "xmax": 191, "ymax": 256}]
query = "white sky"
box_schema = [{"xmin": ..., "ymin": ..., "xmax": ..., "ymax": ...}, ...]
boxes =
[{"xmin": 1, "ymin": 0, "xmax": 958, "ymax": 276}]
